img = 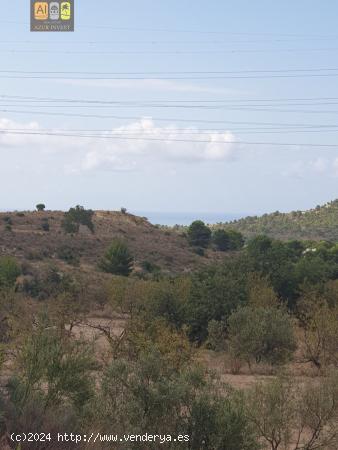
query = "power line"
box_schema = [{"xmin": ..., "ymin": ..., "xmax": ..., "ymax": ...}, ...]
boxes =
[
  {"xmin": 0, "ymin": 129, "xmax": 337, "ymax": 147},
  {"xmin": 1, "ymin": 127, "xmax": 338, "ymax": 136},
  {"xmin": 2, "ymin": 68, "xmax": 338, "ymax": 74},
  {"xmin": 2, "ymin": 103, "xmax": 338, "ymax": 114},
  {"xmin": 2, "ymin": 67, "xmax": 338, "ymax": 80},
  {"xmin": 2, "ymin": 47, "xmax": 338, "ymax": 55},
  {"xmin": 3, "ymin": 108, "xmax": 338, "ymax": 126}
]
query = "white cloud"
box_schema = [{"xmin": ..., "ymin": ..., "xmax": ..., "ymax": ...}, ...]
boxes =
[
  {"xmin": 0, "ymin": 118, "xmax": 39, "ymax": 147},
  {"xmin": 0, "ymin": 116, "xmax": 237, "ymax": 173},
  {"xmin": 80, "ymin": 118, "xmax": 237, "ymax": 171}
]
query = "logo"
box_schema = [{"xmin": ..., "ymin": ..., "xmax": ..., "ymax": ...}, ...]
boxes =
[
  {"xmin": 49, "ymin": 2, "xmax": 60, "ymax": 20},
  {"xmin": 31, "ymin": 0, "xmax": 74, "ymax": 32},
  {"xmin": 34, "ymin": 2, "xmax": 48, "ymax": 20},
  {"xmin": 60, "ymin": 2, "xmax": 71, "ymax": 20}
]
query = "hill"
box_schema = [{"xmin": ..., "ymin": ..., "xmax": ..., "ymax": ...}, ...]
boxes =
[
  {"xmin": 219, "ymin": 199, "xmax": 338, "ymax": 241},
  {"xmin": 0, "ymin": 210, "xmax": 220, "ymax": 276}
]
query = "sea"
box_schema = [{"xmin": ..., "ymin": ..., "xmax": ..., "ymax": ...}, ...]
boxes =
[{"xmin": 135, "ymin": 212, "xmax": 247, "ymax": 226}]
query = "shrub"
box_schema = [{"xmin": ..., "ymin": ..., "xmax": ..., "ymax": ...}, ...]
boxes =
[
  {"xmin": 57, "ymin": 246, "xmax": 80, "ymax": 266},
  {"xmin": 61, "ymin": 217, "xmax": 79, "ymax": 234},
  {"xmin": 0, "ymin": 257, "xmax": 21, "ymax": 288},
  {"xmin": 99, "ymin": 239, "xmax": 133, "ymax": 276},
  {"xmin": 141, "ymin": 260, "xmax": 160, "ymax": 274},
  {"xmin": 228, "ymin": 306, "xmax": 296, "ymax": 367},
  {"xmin": 36, "ymin": 203, "xmax": 46, "ymax": 211},
  {"xmin": 187, "ymin": 220, "xmax": 211, "ymax": 248},
  {"xmin": 41, "ymin": 221, "xmax": 50, "ymax": 232},
  {"xmin": 193, "ymin": 247, "xmax": 205, "ymax": 256},
  {"xmin": 207, "ymin": 319, "xmax": 227, "ymax": 351},
  {"xmin": 120, "ymin": 207, "xmax": 127, "ymax": 214},
  {"xmin": 3, "ymin": 216, "xmax": 12, "ymax": 225},
  {"xmin": 12, "ymin": 325, "xmax": 93, "ymax": 411}
]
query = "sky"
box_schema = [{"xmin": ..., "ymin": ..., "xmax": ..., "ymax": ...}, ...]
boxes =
[{"xmin": 0, "ymin": 0, "xmax": 338, "ymax": 221}]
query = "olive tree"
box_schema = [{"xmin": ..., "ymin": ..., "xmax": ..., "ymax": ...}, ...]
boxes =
[{"xmin": 228, "ymin": 306, "xmax": 296, "ymax": 368}]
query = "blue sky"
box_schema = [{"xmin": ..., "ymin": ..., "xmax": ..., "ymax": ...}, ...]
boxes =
[{"xmin": 0, "ymin": 1, "xmax": 338, "ymax": 219}]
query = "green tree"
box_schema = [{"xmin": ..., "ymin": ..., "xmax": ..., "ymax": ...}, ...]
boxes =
[
  {"xmin": 228, "ymin": 306, "xmax": 296, "ymax": 367},
  {"xmin": 99, "ymin": 239, "xmax": 133, "ymax": 276},
  {"xmin": 87, "ymin": 351, "xmax": 258, "ymax": 450},
  {"xmin": 185, "ymin": 257, "xmax": 250, "ymax": 343},
  {"xmin": 187, "ymin": 220, "xmax": 211, "ymax": 248},
  {"xmin": 212, "ymin": 229, "xmax": 230, "ymax": 251},
  {"xmin": 61, "ymin": 205, "xmax": 94, "ymax": 234},
  {"xmin": 36, "ymin": 203, "xmax": 45, "ymax": 211},
  {"xmin": 227, "ymin": 230, "xmax": 245, "ymax": 250}
]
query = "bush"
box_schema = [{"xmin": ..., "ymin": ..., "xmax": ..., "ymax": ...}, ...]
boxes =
[
  {"xmin": 228, "ymin": 306, "xmax": 296, "ymax": 367},
  {"xmin": 0, "ymin": 257, "xmax": 21, "ymax": 288},
  {"xmin": 187, "ymin": 220, "xmax": 211, "ymax": 248},
  {"xmin": 141, "ymin": 260, "xmax": 160, "ymax": 274},
  {"xmin": 41, "ymin": 221, "xmax": 50, "ymax": 232},
  {"xmin": 61, "ymin": 217, "xmax": 79, "ymax": 234},
  {"xmin": 207, "ymin": 319, "xmax": 227, "ymax": 351},
  {"xmin": 12, "ymin": 325, "xmax": 93, "ymax": 412},
  {"xmin": 3, "ymin": 216, "xmax": 12, "ymax": 225},
  {"xmin": 193, "ymin": 247, "xmax": 205, "ymax": 256},
  {"xmin": 99, "ymin": 239, "xmax": 133, "ymax": 276},
  {"xmin": 57, "ymin": 246, "xmax": 80, "ymax": 266}
]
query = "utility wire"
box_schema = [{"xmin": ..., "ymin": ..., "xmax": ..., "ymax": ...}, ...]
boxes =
[
  {"xmin": 3, "ymin": 108, "xmax": 338, "ymax": 126},
  {"xmin": 0, "ymin": 129, "xmax": 337, "ymax": 147}
]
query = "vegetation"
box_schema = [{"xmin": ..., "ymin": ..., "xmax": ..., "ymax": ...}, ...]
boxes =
[
  {"xmin": 0, "ymin": 201, "xmax": 337, "ymax": 447},
  {"xmin": 61, "ymin": 205, "xmax": 94, "ymax": 234},
  {"xmin": 212, "ymin": 229, "xmax": 244, "ymax": 251},
  {"xmin": 0, "ymin": 256, "xmax": 21, "ymax": 288},
  {"xmin": 187, "ymin": 220, "xmax": 211, "ymax": 248},
  {"xmin": 218, "ymin": 199, "xmax": 338, "ymax": 241},
  {"xmin": 228, "ymin": 306, "xmax": 296, "ymax": 367},
  {"xmin": 36, "ymin": 203, "xmax": 46, "ymax": 211},
  {"xmin": 99, "ymin": 239, "xmax": 133, "ymax": 276}
]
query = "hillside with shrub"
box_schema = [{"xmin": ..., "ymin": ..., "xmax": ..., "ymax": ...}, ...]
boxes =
[{"xmin": 218, "ymin": 199, "xmax": 338, "ymax": 241}]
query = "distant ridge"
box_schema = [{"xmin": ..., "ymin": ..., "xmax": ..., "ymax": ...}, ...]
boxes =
[{"xmin": 219, "ymin": 199, "xmax": 338, "ymax": 241}]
